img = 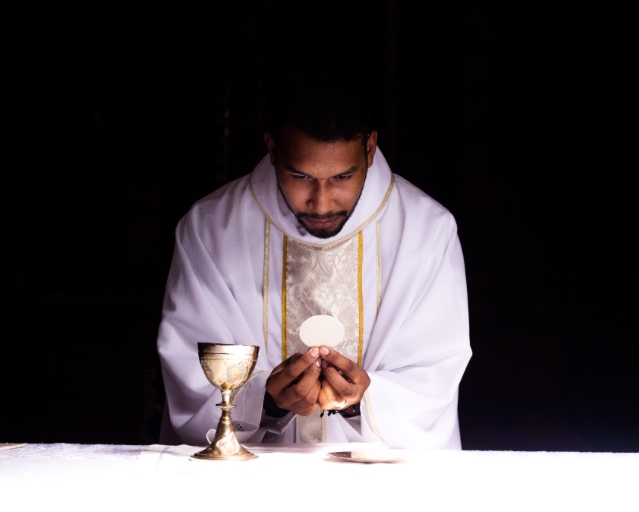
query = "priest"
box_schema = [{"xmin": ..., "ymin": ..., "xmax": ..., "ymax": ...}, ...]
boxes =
[{"xmin": 157, "ymin": 65, "xmax": 472, "ymax": 449}]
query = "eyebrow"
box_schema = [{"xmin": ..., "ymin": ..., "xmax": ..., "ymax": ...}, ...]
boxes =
[{"xmin": 285, "ymin": 164, "xmax": 359, "ymax": 178}]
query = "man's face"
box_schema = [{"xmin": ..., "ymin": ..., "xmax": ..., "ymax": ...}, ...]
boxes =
[{"xmin": 265, "ymin": 125, "xmax": 377, "ymax": 239}]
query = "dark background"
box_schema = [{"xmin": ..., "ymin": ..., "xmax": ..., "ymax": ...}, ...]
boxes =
[{"xmin": 1, "ymin": 1, "xmax": 635, "ymax": 451}]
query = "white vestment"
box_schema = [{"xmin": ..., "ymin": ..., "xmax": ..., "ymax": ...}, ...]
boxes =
[{"xmin": 157, "ymin": 149, "xmax": 472, "ymax": 449}]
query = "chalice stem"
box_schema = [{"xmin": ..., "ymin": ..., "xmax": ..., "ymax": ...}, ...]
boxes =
[
  {"xmin": 217, "ymin": 405, "xmax": 234, "ymax": 429},
  {"xmin": 212, "ymin": 409, "xmax": 235, "ymax": 442},
  {"xmin": 220, "ymin": 390, "xmax": 233, "ymax": 408},
  {"xmin": 214, "ymin": 390, "xmax": 236, "ymax": 438}
]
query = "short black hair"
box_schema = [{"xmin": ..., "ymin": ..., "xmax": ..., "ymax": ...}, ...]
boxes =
[{"xmin": 264, "ymin": 64, "xmax": 374, "ymax": 144}]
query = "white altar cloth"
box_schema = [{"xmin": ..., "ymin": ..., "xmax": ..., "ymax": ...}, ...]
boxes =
[{"xmin": 1, "ymin": 443, "xmax": 637, "ymax": 511}]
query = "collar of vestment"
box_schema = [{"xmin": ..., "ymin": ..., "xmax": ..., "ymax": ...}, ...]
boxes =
[{"xmin": 249, "ymin": 148, "xmax": 395, "ymax": 247}]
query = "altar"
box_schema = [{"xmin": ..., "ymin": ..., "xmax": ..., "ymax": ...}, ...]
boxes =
[{"xmin": 1, "ymin": 442, "xmax": 637, "ymax": 511}]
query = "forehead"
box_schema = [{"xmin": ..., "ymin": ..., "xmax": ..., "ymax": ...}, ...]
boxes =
[{"xmin": 275, "ymin": 126, "xmax": 366, "ymax": 178}]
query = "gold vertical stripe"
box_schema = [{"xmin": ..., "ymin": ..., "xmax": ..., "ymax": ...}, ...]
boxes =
[
  {"xmin": 376, "ymin": 220, "xmax": 382, "ymax": 314},
  {"xmin": 281, "ymin": 235, "xmax": 288, "ymax": 361},
  {"xmin": 357, "ymin": 230, "xmax": 364, "ymax": 367},
  {"xmin": 263, "ymin": 220, "xmax": 270, "ymax": 353}
]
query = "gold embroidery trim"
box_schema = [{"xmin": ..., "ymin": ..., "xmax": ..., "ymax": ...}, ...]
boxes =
[
  {"xmin": 376, "ymin": 220, "xmax": 382, "ymax": 314},
  {"xmin": 249, "ymin": 173, "xmax": 395, "ymax": 250},
  {"xmin": 281, "ymin": 235, "xmax": 288, "ymax": 361},
  {"xmin": 357, "ymin": 230, "xmax": 364, "ymax": 367},
  {"xmin": 263, "ymin": 220, "xmax": 271, "ymax": 353}
]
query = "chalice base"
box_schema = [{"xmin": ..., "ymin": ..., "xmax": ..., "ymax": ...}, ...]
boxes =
[
  {"xmin": 192, "ymin": 442, "xmax": 257, "ymax": 461},
  {"xmin": 191, "ymin": 418, "xmax": 257, "ymax": 461}
]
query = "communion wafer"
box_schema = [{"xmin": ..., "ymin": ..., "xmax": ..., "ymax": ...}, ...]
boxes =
[{"xmin": 299, "ymin": 315, "xmax": 345, "ymax": 347}]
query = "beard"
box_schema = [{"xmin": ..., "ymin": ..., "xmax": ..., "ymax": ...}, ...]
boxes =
[
  {"xmin": 295, "ymin": 211, "xmax": 350, "ymax": 239},
  {"xmin": 276, "ymin": 173, "xmax": 366, "ymax": 239}
]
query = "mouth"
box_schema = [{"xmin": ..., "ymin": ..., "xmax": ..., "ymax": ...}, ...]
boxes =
[
  {"xmin": 295, "ymin": 211, "xmax": 350, "ymax": 238},
  {"xmin": 299, "ymin": 211, "xmax": 347, "ymax": 230},
  {"xmin": 303, "ymin": 216, "xmax": 340, "ymax": 230}
]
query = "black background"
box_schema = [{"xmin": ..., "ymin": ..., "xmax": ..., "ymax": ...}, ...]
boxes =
[{"xmin": 1, "ymin": 1, "xmax": 636, "ymax": 451}]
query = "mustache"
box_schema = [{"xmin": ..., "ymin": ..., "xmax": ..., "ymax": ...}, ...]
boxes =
[{"xmin": 298, "ymin": 211, "xmax": 348, "ymax": 220}]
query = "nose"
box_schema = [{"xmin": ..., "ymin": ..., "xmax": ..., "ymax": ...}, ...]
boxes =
[{"xmin": 309, "ymin": 181, "xmax": 331, "ymax": 214}]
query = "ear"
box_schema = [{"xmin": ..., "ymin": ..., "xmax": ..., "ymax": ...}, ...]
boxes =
[
  {"xmin": 264, "ymin": 132, "xmax": 277, "ymax": 165},
  {"xmin": 366, "ymin": 131, "xmax": 378, "ymax": 168}
]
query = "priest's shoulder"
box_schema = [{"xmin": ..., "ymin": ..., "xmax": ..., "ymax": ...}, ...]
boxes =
[
  {"xmin": 181, "ymin": 173, "xmax": 252, "ymax": 220},
  {"xmin": 391, "ymin": 173, "xmax": 455, "ymax": 221}
]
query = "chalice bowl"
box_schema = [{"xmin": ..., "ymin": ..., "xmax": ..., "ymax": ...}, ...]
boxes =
[{"xmin": 192, "ymin": 342, "xmax": 259, "ymax": 461}]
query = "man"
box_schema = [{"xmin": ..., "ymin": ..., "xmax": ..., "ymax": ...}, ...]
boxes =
[{"xmin": 157, "ymin": 66, "xmax": 472, "ymax": 448}]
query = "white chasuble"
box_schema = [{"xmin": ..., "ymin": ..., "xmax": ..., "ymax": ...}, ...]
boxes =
[
  {"xmin": 282, "ymin": 232, "xmax": 364, "ymax": 442},
  {"xmin": 157, "ymin": 148, "xmax": 472, "ymax": 450}
]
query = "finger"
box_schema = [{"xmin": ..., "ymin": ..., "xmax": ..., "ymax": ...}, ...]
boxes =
[
  {"xmin": 268, "ymin": 347, "xmax": 321, "ymax": 395},
  {"xmin": 285, "ymin": 347, "xmax": 322, "ymax": 375},
  {"xmin": 288, "ymin": 375, "xmax": 322, "ymax": 415},
  {"xmin": 321, "ymin": 369, "xmax": 357, "ymax": 403},
  {"xmin": 319, "ymin": 347, "xmax": 370, "ymax": 401},
  {"xmin": 270, "ymin": 352, "xmax": 301, "ymax": 376},
  {"xmin": 319, "ymin": 347, "xmax": 359, "ymax": 382}
]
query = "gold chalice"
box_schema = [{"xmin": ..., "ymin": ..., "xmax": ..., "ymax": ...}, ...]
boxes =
[{"xmin": 192, "ymin": 342, "xmax": 259, "ymax": 461}]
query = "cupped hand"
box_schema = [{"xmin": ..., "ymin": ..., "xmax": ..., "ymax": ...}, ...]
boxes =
[
  {"xmin": 317, "ymin": 347, "xmax": 370, "ymax": 411},
  {"xmin": 265, "ymin": 347, "xmax": 322, "ymax": 416}
]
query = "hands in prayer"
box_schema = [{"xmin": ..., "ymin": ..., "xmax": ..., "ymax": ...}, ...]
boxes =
[{"xmin": 264, "ymin": 346, "xmax": 370, "ymax": 417}]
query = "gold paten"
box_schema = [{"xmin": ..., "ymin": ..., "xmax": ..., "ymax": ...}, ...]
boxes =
[{"xmin": 192, "ymin": 343, "xmax": 259, "ymax": 461}]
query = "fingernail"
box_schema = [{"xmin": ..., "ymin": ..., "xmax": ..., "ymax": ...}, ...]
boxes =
[
  {"xmin": 320, "ymin": 347, "xmax": 329, "ymax": 356},
  {"xmin": 321, "ymin": 360, "xmax": 328, "ymax": 369},
  {"xmin": 315, "ymin": 359, "xmax": 321, "ymax": 367},
  {"xmin": 310, "ymin": 347, "xmax": 319, "ymax": 357}
]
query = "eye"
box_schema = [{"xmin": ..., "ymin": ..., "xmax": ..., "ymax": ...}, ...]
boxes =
[{"xmin": 332, "ymin": 173, "xmax": 354, "ymax": 181}]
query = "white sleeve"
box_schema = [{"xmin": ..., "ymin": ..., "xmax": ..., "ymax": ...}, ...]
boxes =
[
  {"xmin": 361, "ymin": 210, "xmax": 472, "ymax": 449},
  {"xmin": 157, "ymin": 211, "xmax": 270, "ymax": 446}
]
